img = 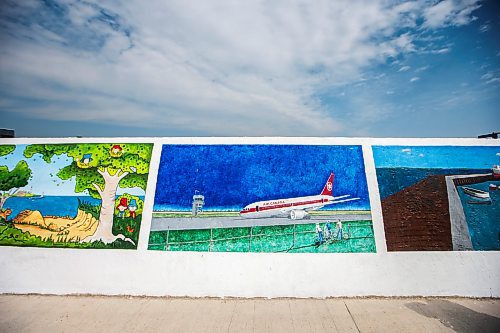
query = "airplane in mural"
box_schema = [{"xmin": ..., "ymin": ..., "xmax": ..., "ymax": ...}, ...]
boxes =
[{"xmin": 240, "ymin": 173, "xmax": 359, "ymax": 220}]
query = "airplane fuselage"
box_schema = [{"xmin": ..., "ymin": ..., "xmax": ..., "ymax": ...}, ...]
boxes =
[{"xmin": 239, "ymin": 194, "xmax": 349, "ymax": 219}]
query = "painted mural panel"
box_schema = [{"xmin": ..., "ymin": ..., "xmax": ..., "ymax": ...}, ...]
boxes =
[
  {"xmin": 149, "ymin": 145, "xmax": 375, "ymax": 253},
  {"xmin": 0, "ymin": 143, "xmax": 153, "ymax": 249},
  {"xmin": 373, "ymin": 146, "xmax": 500, "ymax": 251}
]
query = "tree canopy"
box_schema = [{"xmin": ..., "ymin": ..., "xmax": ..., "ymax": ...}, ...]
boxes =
[
  {"xmin": 0, "ymin": 145, "xmax": 15, "ymax": 157},
  {"xmin": 0, "ymin": 160, "xmax": 31, "ymax": 193},
  {"xmin": 0, "ymin": 145, "xmax": 31, "ymax": 194},
  {"xmin": 24, "ymin": 144, "xmax": 152, "ymax": 198}
]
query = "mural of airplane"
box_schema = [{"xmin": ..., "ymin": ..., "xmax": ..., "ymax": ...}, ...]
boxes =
[{"xmin": 239, "ymin": 173, "xmax": 359, "ymax": 220}]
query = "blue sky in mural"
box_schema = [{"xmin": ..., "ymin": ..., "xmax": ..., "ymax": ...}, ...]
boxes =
[
  {"xmin": 1, "ymin": 145, "xmax": 144, "ymax": 196},
  {"xmin": 0, "ymin": 1, "xmax": 499, "ymax": 137},
  {"xmin": 154, "ymin": 145, "xmax": 370, "ymax": 210},
  {"xmin": 373, "ymin": 145, "xmax": 500, "ymax": 168}
]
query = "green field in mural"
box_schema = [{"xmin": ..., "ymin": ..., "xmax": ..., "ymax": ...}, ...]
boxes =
[{"xmin": 149, "ymin": 220, "xmax": 375, "ymax": 253}]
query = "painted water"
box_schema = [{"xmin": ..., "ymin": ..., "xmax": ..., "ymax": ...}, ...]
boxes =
[
  {"xmin": 376, "ymin": 167, "xmax": 499, "ymax": 251},
  {"xmin": 458, "ymin": 181, "xmax": 500, "ymax": 251},
  {"xmin": 4, "ymin": 196, "xmax": 145, "ymax": 220},
  {"xmin": 376, "ymin": 168, "xmax": 489, "ymax": 199}
]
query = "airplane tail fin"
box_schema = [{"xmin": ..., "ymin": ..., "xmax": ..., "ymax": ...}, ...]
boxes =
[{"xmin": 320, "ymin": 173, "xmax": 334, "ymax": 196}]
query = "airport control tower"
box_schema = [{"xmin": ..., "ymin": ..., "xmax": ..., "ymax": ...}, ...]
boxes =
[{"xmin": 192, "ymin": 191, "xmax": 205, "ymax": 216}]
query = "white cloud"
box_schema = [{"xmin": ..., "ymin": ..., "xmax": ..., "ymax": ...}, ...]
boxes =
[
  {"xmin": 481, "ymin": 72, "xmax": 500, "ymax": 85},
  {"xmin": 479, "ymin": 23, "xmax": 490, "ymax": 33},
  {"xmin": 432, "ymin": 48, "xmax": 451, "ymax": 54},
  {"xmin": 486, "ymin": 78, "xmax": 500, "ymax": 85},
  {"xmin": 0, "ymin": 0, "xmax": 484, "ymax": 135},
  {"xmin": 398, "ymin": 66, "xmax": 411, "ymax": 72},
  {"xmin": 415, "ymin": 65, "xmax": 430, "ymax": 73},
  {"xmin": 423, "ymin": 0, "xmax": 481, "ymax": 28},
  {"xmin": 481, "ymin": 73, "xmax": 494, "ymax": 80},
  {"xmin": 410, "ymin": 77, "xmax": 420, "ymax": 82}
]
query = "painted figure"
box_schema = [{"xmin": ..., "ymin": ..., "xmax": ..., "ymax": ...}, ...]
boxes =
[
  {"xmin": 336, "ymin": 220, "xmax": 343, "ymax": 240},
  {"xmin": 110, "ymin": 145, "xmax": 123, "ymax": 157},
  {"xmin": 316, "ymin": 223, "xmax": 323, "ymax": 244},
  {"xmin": 323, "ymin": 223, "xmax": 331, "ymax": 239},
  {"xmin": 80, "ymin": 153, "xmax": 93, "ymax": 165},
  {"xmin": 128, "ymin": 199, "xmax": 138, "ymax": 219},
  {"xmin": 325, "ymin": 222, "xmax": 333, "ymax": 239},
  {"xmin": 0, "ymin": 208, "xmax": 12, "ymax": 221},
  {"xmin": 117, "ymin": 198, "xmax": 128, "ymax": 218}
]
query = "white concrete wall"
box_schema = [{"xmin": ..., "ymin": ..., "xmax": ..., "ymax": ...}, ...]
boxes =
[{"xmin": 0, "ymin": 137, "xmax": 499, "ymax": 298}]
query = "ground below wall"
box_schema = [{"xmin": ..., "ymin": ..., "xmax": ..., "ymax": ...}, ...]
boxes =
[{"xmin": 1, "ymin": 295, "xmax": 500, "ymax": 333}]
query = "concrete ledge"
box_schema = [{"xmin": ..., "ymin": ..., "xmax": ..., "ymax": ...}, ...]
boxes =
[{"xmin": 1, "ymin": 247, "xmax": 499, "ymax": 298}]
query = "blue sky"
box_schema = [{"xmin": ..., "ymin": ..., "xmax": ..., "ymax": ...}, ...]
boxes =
[
  {"xmin": 0, "ymin": 0, "xmax": 499, "ymax": 137},
  {"xmin": 154, "ymin": 145, "xmax": 370, "ymax": 210},
  {"xmin": 373, "ymin": 145, "xmax": 500, "ymax": 168}
]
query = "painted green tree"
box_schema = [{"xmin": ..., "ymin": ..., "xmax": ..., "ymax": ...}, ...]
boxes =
[
  {"xmin": 0, "ymin": 145, "xmax": 32, "ymax": 211},
  {"xmin": 24, "ymin": 143, "xmax": 152, "ymax": 244}
]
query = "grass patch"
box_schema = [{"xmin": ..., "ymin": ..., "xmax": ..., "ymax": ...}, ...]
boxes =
[
  {"xmin": 0, "ymin": 225, "xmax": 135, "ymax": 249},
  {"xmin": 148, "ymin": 220, "xmax": 376, "ymax": 253},
  {"xmin": 0, "ymin": 198, "xmax": 141, "ymax": 249},
  {"xmin": 77, "ymin": 198, "xmax": 101, "ymax": 219},
  {"xmin": 153, "ymin": 211, "xmax": 241, "ymax": 218}
]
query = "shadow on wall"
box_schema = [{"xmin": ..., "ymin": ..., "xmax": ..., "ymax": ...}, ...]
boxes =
[{"xmin": 406, "ymin": 299, "xmax": 500, "ymax": 333}]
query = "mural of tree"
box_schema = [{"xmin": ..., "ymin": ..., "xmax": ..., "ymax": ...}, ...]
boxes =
[
  {"xmin": 24, "ymin": 144, "xmax": 152, "ymax": 244},
  {"xmin": 0, "ymin": 145, "xmax": 32, "ymax": 211}
]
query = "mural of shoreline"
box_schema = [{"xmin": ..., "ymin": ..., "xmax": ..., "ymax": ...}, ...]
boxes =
[
  {"xmin": 0, "ymin": 144, "xmax": 153, "ymax": 249},
  {"xmin": 148, "ymin": 145, "xmax": 375, "ymax": 253},
  {"xmin": 373, "ymin": 146, "xmax": 500, "ymax": 251}
]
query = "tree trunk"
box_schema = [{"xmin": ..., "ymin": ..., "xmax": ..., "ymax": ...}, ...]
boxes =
[
  {"xmin": 84, "ymin": 168, "xmax": 134, "ymax": 245},
  {"xmin": 0, "ymin": 192, "xmax": 9, "ymax": 212}
]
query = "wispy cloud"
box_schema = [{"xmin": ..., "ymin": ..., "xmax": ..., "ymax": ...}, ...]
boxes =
[
  {"xmin": 415, "ymin": 66, "xmax": 430, "ymax": 73},
  {"xmin": 479, "ymin": 23, "xmax": 490, "ymax": 33},
  {"xmin": 432, "ymin": 48, "xmax": 451, "ymax": 54},
  {"xmin": 0, "ymin": 0, "xmax": 486, "ymax": 135},
  {"xmin": 423, "ymin": 0, "xmax": 481, "ymax": 28},
  {"xmin": 481, "ymin": 72, "xmax": 500, "ymax": 85},
  {"xmin": 410, "ymin": 77, "xmax": 420, "ymax": 83}
]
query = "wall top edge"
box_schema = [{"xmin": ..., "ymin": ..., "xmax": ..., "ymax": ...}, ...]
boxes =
[{"xmin": 0, "ymin": 136, "xmax": 499, "ymax": 146}]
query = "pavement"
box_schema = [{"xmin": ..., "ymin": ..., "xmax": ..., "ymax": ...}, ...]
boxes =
[
  {"xmin": 0, "ymin": 295, "xmax": 499, "ymax": 332},
  {"xmin": 151, "ymin": 214, "xmax": 371, "ymax": 230}
]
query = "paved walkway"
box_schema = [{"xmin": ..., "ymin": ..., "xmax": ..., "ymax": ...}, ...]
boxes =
[
  {"xmin": 151, "ymin": 214, "xmax": 370, "ymax": 231},
  {"xmin": 0, "ymin": 295, "xmax": 499, "ymax": 332}
]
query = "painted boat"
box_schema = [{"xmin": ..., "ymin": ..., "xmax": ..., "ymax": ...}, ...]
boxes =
[
  {"xmin": 462, "ymin": 186, "xmax": 490, "ymax": 199},
  {"xmin": 493, "ymin": 165, "xmax": 500, "ymax": 179}
]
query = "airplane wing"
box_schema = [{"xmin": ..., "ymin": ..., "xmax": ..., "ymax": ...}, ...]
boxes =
[
  {"xmin": 332, "ymin": 197, "xmax": 360, "ymax": 204},
  {"xmin": 323, "ymin": 195, "xmax": 360, "ymax": 206}
]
